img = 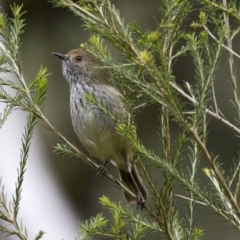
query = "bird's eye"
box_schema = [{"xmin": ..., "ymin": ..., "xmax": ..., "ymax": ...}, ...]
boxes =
[{"xmin": 76, "ymin": 55, "xmax": 83, "ymax": 62}]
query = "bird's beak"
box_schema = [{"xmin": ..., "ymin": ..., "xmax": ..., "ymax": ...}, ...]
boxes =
[{"xmin": 51, "ymin": 52, "xmax": 68, "ymax": 60}]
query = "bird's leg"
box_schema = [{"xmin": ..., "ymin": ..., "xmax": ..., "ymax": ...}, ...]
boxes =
[
  {"xmin": 127, "ymin": 165, "xmax": 146, "ymax": 210},
  {"xmin": 97, "ymin": 160, "xmax": 109, "ymax": 179}
]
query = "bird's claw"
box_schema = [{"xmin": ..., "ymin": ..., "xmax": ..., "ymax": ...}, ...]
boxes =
[
  {"xmin": 136, "ymin": 192, "xmax": 146, "ymax": 210},
  {"xmin": 96, "ymin": 164, "xmax": 107, "ymax": 179}
]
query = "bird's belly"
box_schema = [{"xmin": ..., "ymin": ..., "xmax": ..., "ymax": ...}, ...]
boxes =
[{"xmin": 71, "ymin": 102, "xmax": 124, "ymax": 162}]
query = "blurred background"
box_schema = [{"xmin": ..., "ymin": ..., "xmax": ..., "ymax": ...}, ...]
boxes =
[{"xmin": 0, "ymin": 0, "xmax": 240, "ymax": 239}]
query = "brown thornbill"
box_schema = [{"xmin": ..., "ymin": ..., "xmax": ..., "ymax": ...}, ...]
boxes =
[{"xmin": 52, "ymin": 48, "xmax": 147, "ymax": 209}]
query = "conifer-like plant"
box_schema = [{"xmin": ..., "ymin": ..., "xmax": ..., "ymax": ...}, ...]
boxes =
[{"xmin": 1, "ymin": 0, "xmax": 240, "ymax": 239}]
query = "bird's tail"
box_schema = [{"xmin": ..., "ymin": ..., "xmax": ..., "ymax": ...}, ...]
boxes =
[{"xmin": 118, "ymin": 165, "xmax": 147, "ymax": 202}]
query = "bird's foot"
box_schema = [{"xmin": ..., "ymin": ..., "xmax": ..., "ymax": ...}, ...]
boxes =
[
  {"xmin": 96, "ymin": 164, "xmax": 107, "ymax": 179},
  {"xmin": 136, "ymin": 192, "xmax": 146, "ymax": 210}
]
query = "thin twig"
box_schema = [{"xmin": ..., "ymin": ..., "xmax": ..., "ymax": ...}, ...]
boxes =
[
  {"xmin": 65, "ymin": 0, "xmax": 105, "ymax": 25},
  {"xmin": 211, "ymin": 80, "xmax": 219, "ymax": 115},
  {"xmin": 202, "ymin": 25, "xmax": 240, "ymax": 59},
  {"xmin": 229, "ymin": 162, "xmax": 240, "ymax": 188},
  {"xmin": 170, "ymin": 82, "xmax": 240, "ymax": 134},
  {"xmin": 235, "ymin": 171, "xmax": 240, "ymax": 202},
  {"xmin": 190, "ymin": 128, "xmax": 240, "ymax": 219},
  {"xmin": 137, "ymin": 159, "xmax": 175, "ymax": 240},
  {"xmin": 175, "ymin": 194, "xmax": 207, "ymax": 206},
  {"xmin": 222, "ymin": 0, "xmax": 240, "ymax": 117},
  {"xmin": 206, "ymin": 169, "xmax": 240, "ymax": 224}
]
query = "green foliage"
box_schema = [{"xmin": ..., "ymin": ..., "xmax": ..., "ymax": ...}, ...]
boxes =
[
  {"xmin": 50, "ymin": 0, "xmax": 240, "ymax": 239},
  {"xmin": 0, "ymin": 5, "xmax": 46, "ymax": 240},
  {"xmin": 1, "ymin": 0, "xmax": 240, "ymax": 239},
  {"xmin": 78, "ymin": 196, "xmax": 153, "ymax": 240}
]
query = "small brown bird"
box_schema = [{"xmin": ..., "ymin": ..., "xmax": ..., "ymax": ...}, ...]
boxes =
[{"xmin": 52, "ymin": 48, "xmax": 147, "ymax": 208}]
